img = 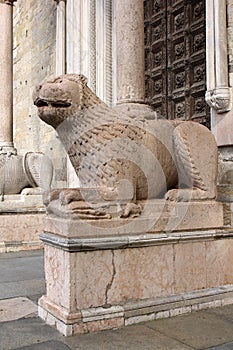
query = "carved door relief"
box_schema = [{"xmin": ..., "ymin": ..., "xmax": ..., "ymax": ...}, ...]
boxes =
[{"xmin": 144, "ymin": 0, "xmax": 210, "ymax": 127}]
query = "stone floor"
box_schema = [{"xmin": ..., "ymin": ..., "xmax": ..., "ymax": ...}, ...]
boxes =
[{"xmin": 1, "ymin": 250, "xmax": 233, "ymax": 349}]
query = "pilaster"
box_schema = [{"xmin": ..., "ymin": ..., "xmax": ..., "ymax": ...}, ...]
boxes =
[
  {"xmin": 205, "ymin": 0, "xmax": 232, "ymax": 115},
  {"xmin": 54, "ymin": 0, "xmax": 66, "ymax": 75}
]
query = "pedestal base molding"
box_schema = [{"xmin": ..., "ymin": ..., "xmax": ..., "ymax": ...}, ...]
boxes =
[{"xmin": 39, "ymin": 285, "xmax": 233, "ymax": 336}]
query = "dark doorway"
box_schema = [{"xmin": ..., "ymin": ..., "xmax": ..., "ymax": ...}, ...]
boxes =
[{"xmin": 144, "ymin": 0, "xmax": 210, "ymax": 127}]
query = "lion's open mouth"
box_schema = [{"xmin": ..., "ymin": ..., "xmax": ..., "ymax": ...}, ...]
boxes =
[{"xmin": 34, "ymin": 98, "xmax": 71, "ymax": 108}]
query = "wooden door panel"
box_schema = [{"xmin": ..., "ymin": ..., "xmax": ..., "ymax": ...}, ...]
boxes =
[{"xmin": 144, "ymin": 0, "xmax": 210, "ymax": 127}]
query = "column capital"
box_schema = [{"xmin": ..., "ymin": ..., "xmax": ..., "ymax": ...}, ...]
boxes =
[
  {"xmin": 0, "ymin": 0, "xmax": 17, "ymax": 5},
  {"xmin": 206, "ymin": 87, "xmax": 232, "ymax": 113}
]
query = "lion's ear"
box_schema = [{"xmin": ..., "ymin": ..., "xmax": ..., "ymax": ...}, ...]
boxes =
[{"xmin": 79, "ymin": 75, "xmax": 88, "ymax": 86}]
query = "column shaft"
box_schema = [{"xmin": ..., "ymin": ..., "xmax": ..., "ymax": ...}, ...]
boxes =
[
  {"xmin": 115, "ymin": 0, "xmax": 145, "ymax": 104},
  {"xmin": 206, "ymin": 0, "xmax": 215, "ymax": 91},
  {"xmin": 0, "ymin": 1, "xmax": 14, "ymax": 145},
  {"xmin": 214, "ymin": 0, "xmax": 228, "ymax": 87},
  {"xmin": 55, "ymin": 0, "xmax": 66, "ymax": 75}
]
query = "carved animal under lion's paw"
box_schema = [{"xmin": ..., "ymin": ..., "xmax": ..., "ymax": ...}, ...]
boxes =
[
  {"xmin": 33, "ymin": 74, "xmax": 218, "ymax": 211},
  {"xmin": 21, "ymin": 187, "xmax": 42, "ymax": 196},
  {"xmin": 165, "ymin": 188, "xmax": 213, "ymax": 202}
]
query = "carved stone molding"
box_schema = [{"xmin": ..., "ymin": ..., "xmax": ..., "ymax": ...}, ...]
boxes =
[
  {"xmin": 206, "ymin": 87, "xmax": 232, "ymax": 114},
  {"xmin": 0, "ymin": 0, "xmax": 17, "ymax": 4}
]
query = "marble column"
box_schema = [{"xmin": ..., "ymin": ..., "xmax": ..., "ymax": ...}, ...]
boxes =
[
  {"xmin": 55, "ymin": 0, "xmax": 79, "ymax": 188},
  {"xmin": 55, "ymin": 0, "xmax": 66, "ymax": 75},
  {"xmin": 0, "ymin": 0, "xmax": 17, "ymax": 152},
  {"xmin": 115, "ymin": 0, "xmax": 145, "ymax": 105}
]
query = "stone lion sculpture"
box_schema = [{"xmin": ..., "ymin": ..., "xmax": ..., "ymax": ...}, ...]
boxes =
[
  {"xmin": 0, "ymin": 147, "xmax": 53, "ymax": 200},
  {"xmin": 33, "ymin": 74, "xmax": 218, "ymax": 218}
]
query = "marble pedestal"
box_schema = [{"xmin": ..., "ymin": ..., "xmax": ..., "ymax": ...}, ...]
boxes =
[
  {"xmin": 0, "ymin": 194, "xmax": 45, "ymax": 252},
  {"xmin": 38, "ymin": 199, "xmax": 233, "ymax": 336}
]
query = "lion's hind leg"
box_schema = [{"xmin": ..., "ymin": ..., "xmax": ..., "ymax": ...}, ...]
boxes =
[{"xmin": 166, "ymin": 122, "xmax": 218, "ymax": 202}]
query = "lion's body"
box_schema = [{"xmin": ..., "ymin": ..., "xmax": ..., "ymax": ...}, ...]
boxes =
[{"xmin": 34, "ymin": 74, "xmax": 218, "ymax": 203}]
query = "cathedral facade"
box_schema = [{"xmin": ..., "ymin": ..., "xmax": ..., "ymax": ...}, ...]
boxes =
[{"xmin": 11, "ymin": 0, "xmax": 233, "ymax": 187}]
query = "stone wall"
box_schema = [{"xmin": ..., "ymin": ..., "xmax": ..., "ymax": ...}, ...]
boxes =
[{"xmin": 13, "ymin": 0, "xmax": 67, "ymax": 188}]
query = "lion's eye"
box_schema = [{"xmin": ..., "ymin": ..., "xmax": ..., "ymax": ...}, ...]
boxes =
[
  {"xmin": 35, "ymin": 99, "xmax": 48, "ymax": 107},
  {"xmin": 51, "ymin": 102, "xmax": 71, "ymax": 108}
]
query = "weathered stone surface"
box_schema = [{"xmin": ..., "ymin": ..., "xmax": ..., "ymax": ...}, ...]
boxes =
[
  {"xmin": 0, "ymin": 213, "xmax": 43, "ymax": 243},
  {"xmin": 43, "ymin": 245, "xmax": 77, "ymax": 312},
  {"xmin": 206, "ymin": 239, "xmax": 233, "ymax": 287},
  {"xmin": 107, "ymin": 245, "xmax": 174, "ymax": 305},
  {"xmin": 174, "ymin": 242, "xmax": 206, "ymax": 293},
  {"xmin": 0, "ymin": 194, "xmax": 45, "ymax": 251},
  {"xmin": 75, "ymin": 250, "xmax": 114, "ymax": 309}
]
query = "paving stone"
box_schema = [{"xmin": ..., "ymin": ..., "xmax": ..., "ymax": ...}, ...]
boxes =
[
  {"xmin": 14, "ymin": 340, "xmax": 71, "ymax": 350},
  {"xmin": 64, "ymin": 324, "xmax": 194, "ymax": 350},
  {"xmin": 0, "ymin": 251, "xmax": 43, "ymax": 259},
  {"xmin": 207, "ymin": 304, "xmax": 233, "ymax": 323},
  {"xmin": 0, "ymin": 297, "xmax": 37, "ymax": 322},
  {"xmin": 0, "ymin": 279, "xmax": 45, "ymax": 300},
  {"xmin": 0, "ymin": 317, "xmax": 64, "ymax": 350},
  {"xmin": 146, "ymin": 310, "xmax": 233, "ymax": 349},
  {"xmin": 0, "ymin": 255, "xmax": 44, "ymax": 283}
]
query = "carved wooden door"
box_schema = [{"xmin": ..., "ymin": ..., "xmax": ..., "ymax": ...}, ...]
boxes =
[{"xmin": 144, "ymin": 0, "xmax": 210, "ymax": 127}]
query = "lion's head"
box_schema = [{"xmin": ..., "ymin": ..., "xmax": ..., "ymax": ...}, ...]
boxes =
[{"xmin": 33, "ymin": 74, "xmax": 104, "ymax": 128}]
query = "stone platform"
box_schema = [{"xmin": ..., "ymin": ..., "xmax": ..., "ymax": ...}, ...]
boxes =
[
  {"xmin": 0, "ymin": 194, "xmax": 45, "ymax": 252},
  {"xmin": 37, "ymin": 199, "xmax": 233, "ymax": 336}
]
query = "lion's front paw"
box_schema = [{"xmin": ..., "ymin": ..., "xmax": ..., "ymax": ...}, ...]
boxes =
[
  {"xmin": 42, "ymin": 189, "xmax": 62, "ymax": 206},
  {"xmin": 165, "ymin": 189, "xmax": 192, "ymax": 202},
  {"xmin": 59, "ymin": 189, "xmax": 82, "ymax": 206},
  {"xmin": 121, "ymin": 203, "xmax": 142, "ymax": 218}
]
